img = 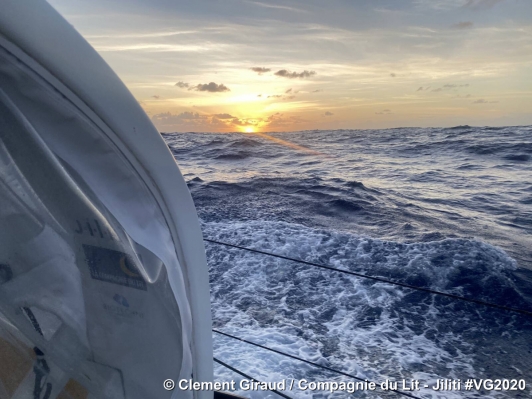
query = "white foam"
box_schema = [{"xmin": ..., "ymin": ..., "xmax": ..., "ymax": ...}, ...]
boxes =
[{"xmin": 206, "ymin": 220, "xmax": 520, "ymax": 398}]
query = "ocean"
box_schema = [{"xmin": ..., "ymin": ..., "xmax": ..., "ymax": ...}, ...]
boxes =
[{"xmin": 164, "ymin": 126, "xmax": 532, "ymax": 398}]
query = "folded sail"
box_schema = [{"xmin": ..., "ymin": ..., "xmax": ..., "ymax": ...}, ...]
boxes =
[{"xmin": 0, "ymin": 1, "xmax": 213, "ymax": 398}]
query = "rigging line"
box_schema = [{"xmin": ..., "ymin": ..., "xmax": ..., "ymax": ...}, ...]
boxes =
[
  {"xmin": 213, "ymin": 329, "xmax": 420, "ymax": 399},
  {"xmin": 213, "ymin": 357, "xmax": 293, "ymax": 399},
  {"xmin": 204, "ymin": 238, "xmax": 532, "ymax": 317}
]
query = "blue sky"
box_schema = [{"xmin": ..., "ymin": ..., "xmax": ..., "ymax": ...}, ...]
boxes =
[{"xmin": 48, "ymin": 0, "xmax": 532, "ymax": 132}]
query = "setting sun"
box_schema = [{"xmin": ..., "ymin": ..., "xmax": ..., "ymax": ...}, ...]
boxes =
[{"xmin": 244, "ymin": 127, "xmax": 255, "ymax": 133}]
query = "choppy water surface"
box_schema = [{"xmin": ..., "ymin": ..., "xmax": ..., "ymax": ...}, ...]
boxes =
[{"xmin": 165, "ymin": 126, "xmax": 532, "ymax": 398}]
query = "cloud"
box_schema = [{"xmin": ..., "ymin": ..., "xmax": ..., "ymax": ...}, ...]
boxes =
[
  {"xmin": 390, "ymin": 73, "xmax": 397, "ymax": 77},
  {"xmin": 151, "ymin": 112, "xmax": 210, "ymax": 131},
  {"xmin": 151, "ymin": 95, "xmax": 160, "ymax": 99},
  {"xmin": 265, "ymin": 112, "xmax": 307, "ymax": 129},
  {"xmin": 452, "ymin": 21, "xmax": 474, "ymax": 29},
  {"xmin": 191, "ymin": 82, "xmax": 230, "ymax": 92},
  {"xmin": 416, "ymin": 87, "xmax": 424, "ymax": 91},
  {"xmin": 266, "ymin": 112, "xmax": 282, "ymax": 123},
  {"xmin": 175, "ymin": 81, "xmax": 189, "ymax": 88},
  {"xmin": 473, "ymin": 99, "xmax": 498, "ymax": 104},
  {"xmin": 246, "ymin": 1, "xmax": 306, "ymax": 13},
  {"xmin": 415, "ymin": 0, "xmax": 503, "ymax": 10},
  {"xmin": 257, "ymin": 94, "xmax": 262, "ymax": 97},
  {"xmin": 267, "ymin": 92, "xmax": 297, "ymax": 100},
  {"xmin": 150, "ymin": 110, "xmax": 310, "ymax": 132},
  {"xmin": 312, "ymin": 89, "xmax": 322, "ymax": 93},
  {"xmin": 231, "ymin": 117, "xmax": 259, "ymax": 127},
  {"xmin": 250, "ymin": 67, "xmax": 271, "ymax": 75},
  {"xmin": 464, "ymin": 0, "xmax": 504, "ymax": 10},
  {"xmin": 274, "ymin": 69, "xmax": 316, "ymax": 79},
  {"xmin": 151, "ymin": 111, "xmax": 258, "ymax": 132},
  {"xmin": 431, "ymin": 84, "xmax": 469, "ymax": 92},
  {"xmin": 214, "ymin": 113, "xmax": 235, "ymax": 119},
  {"xmin": 324, "ymin": 111, "xmax": 334, "ymax": 116},
  {"xmin": 375, "ymin": 109, "xmax": 392, "ymax": 115},
  {"xmin": 152, "ymin": 111, "xmax": 203, "ymax": 122}
]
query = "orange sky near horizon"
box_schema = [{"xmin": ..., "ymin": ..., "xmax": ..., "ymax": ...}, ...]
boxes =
[{"xmin": 49, "ymin": 0, "xmax": 532, "ymax": 133}]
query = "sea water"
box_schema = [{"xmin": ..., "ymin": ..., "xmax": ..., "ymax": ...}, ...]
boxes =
[{"xmin": 165, "ymin": 126, "xmax": 532, "ymax": 398}]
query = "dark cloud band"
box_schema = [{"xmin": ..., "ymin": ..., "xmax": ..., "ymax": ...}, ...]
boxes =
[
  {"xmin": 192, "ymin": 82, "xmax": 230, "ymax": 92},
  {"xmin": 274, "ymin": 69, "xmax": 316, "ymax": 79}
]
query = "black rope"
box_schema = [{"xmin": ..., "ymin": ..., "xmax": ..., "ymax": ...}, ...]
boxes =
[
  {"xmin": 22, "ymin": 308, "xmax": 53, "ymax": 399},
  {"xmin": 214, "ymin": 329, "xmax": 420, "ymax": 399},
  {"xmin": 213, "ymin": 357, "xmax": 293, "ymax": 399},
  {"xmin": 204, "ymin": 238, "xmax": 532, "ymax": 317},
  {"xmin": 23, "ymin": 307, "xmax": 44, "ymax": 336},
  {"xmin": 33, "ymin": 347, "xmax": 52, "ymax": 399}
]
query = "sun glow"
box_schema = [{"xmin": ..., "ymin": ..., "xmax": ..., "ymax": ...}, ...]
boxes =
[{"xmin": 244, "ymin": 126, "xmax": 255, "ymax": 133}]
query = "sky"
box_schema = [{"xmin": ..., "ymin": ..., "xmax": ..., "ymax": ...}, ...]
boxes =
[{"xmin": 47, "ymin": 0, "xmax": 532, "ymax": 133}]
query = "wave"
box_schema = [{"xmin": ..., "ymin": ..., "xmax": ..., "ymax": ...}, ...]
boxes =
[
  {"xmin": 503, "ymin": 154, "xmax": 530, "ymax": 162},
  {"xmin": 165, "ymin": 127, "xmax": 532, "ymax": 397},
  {"xmin": 228, "ymin": 138, "xmax": 262, "ymax": 148},
  {"xmin": 214, "ymin": 151, "xmax": 254, "ymax": 160},
  {"xmin": 465, "ymin": 142, "xmax": 532, "ymax": 156},
  {"xmin": 448, "ymin": 125, "xmax": 472, "ymax": 130},
  {"xmin": 204, "ymin": 220, "xmax": 524, "ymax": 306},
  {"xmin": 206, "ymin": 220, "xmax": 532, "ymax": 398}
]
